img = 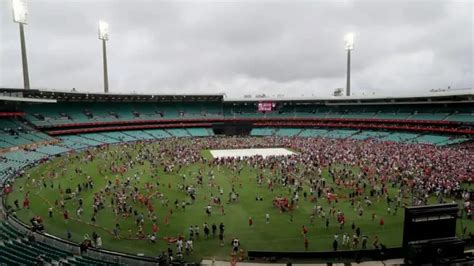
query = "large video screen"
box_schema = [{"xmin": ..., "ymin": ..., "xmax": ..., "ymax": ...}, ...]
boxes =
[{"xmin": 258, "ymin": 101, "xmax": 275, "ymax": 112}]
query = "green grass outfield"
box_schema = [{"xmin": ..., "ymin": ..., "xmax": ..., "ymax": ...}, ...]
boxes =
[{"xmin": 5, "ymin": 143, "xmax": 473, "ymax": 261}]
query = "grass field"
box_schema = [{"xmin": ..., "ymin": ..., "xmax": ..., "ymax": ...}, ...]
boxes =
[{"xmin": 5, "ymin": 140, "xmax": 473, "ymax": 261}]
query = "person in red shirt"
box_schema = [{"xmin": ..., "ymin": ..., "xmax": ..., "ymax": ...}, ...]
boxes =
[
  {"xmin": 152, "ymin": 223, "xmax": 159, "ymax": 234},
  {"xmin": 64, "ymin": 210, "xmax": 69, "ymax": 220},
  {"xmin": 248, "ymin": 217, "xmax": 253, "ymax": 227},
  {"xmin": 23, "ymin": 197, "xmax": 30, "ymax": 209},
  {"xmin": 148, "ymin": 202, "xmax": 154, "ymax": 213},
  {"xmin": 379, "ymin": 217, "xmax": 384, "ymax": 228},
  {"xmin": 302, "ymin": 225, "xmax": 308, "ymax": 236}
]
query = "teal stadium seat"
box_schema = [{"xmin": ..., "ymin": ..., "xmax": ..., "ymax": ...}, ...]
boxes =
[
  {"xmin": 166, "ymin": 128, "xmax": 191, "ymax": 137},
  {"xmin": 275, "ymin": 128, "xmax": 302, "ymax": 136},
  {"xmin": 298, "ymin": 128, "xmax": 329, "ymax": 137},
  {"xmin": 187, "ymin": 128, "xmax": 213, "ymax": 137},
  {"xmin": 143, "ymin": 129, "xmax": 171, "ymax": 138},
  {"xmin": 250, "ymin": 128, "xmax": 275, "ymax": 136}
]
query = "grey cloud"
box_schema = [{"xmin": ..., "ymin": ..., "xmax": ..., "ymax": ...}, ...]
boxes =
[{"xmin": 0, "ymin": 0, "xmax": 472, "ymax": 97}]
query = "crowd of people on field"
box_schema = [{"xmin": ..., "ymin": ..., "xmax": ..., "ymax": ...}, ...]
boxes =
[{"xmin": 7, "ymin": 135, "xmax": 473, "ymax": 261}]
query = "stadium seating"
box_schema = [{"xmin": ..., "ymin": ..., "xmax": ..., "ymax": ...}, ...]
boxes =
[
  {"xmin": 0, "ymin": 118, "xmax": 54, "ymax": 150},
  {"xmin": 59, "ymin": 136, "xmax": 93, "ymax": 150},
  {"xmin": 143, "ymin": 129, "xmax": 172, "ymax": 139},
  {"xmin": 249, "ymin": 127, "xmax": 467, "ymax": 147},
  {"xmin": 0, "ymin": 122, "xmax": 469, "ymax": 186},
  {"xmin": 18, "ymin": 102, "xmax": 474, "ymax": 144},
  {"xmin": 166, "ymin": 128, "xmax": 191, "ymax": 137},
  {"xmin": 34, "ymin": 144, "xmax": 71, "ymax": 156},
  {"xmin": 409, "ymin": 113, "xmax": 450, "ymax": 121},
  {"xmin": 187, "ymin": 127, "xmax": 214, "ymax": 137},
  {"xmin": 411, "ymin": 134, "xmax": 452, "ymax": 145},
  {"xmin": 275, "ymin": 128, "xmax": 302, "ymax": 136},
  {"xmin": 68, "ymin": 135, "xmax": 104, "ymax": 146},
  {"xmin": 298, "ymin": 128, "xmax": 329, "ymax": 137},
  {"xmin": 446, "ymin": 113, "xmax": 474, "ymax": 122},
  {"xmin": 100, "ymin": 132, "xmax": 138, "ymax": 143},
  {"xmin": 325, "ymin": 129, "xmax": 359, "ymax": 138},
  {"xmin": 436, "ymin": 137, "xmax": 470, "ymax": 145},
  {"xmin": 118, "ymin": 130, "xmax": 156, "ymax": 140},
  {"xmin": 380, "ymin": 132, "xmax": 420, "ymax": 143},
  {"xmin": 351, "ymin": 131, "xmax": 390, "ymax": 140},
  {"xmin": 79, "ymin": 133, "xmax": 122, "ymax": 144},
  {"xmin": 0, "ymin": 222, "xmax": 121, "ymax": 266},
  {"xmin": 4, "ymin": 150, "xmax": 45, "ymax": 163},
  {"xmin": 250, "ymin": 128, "xmax": 275, "ymax": 136},
  {"xmin": 373, "ymin": 112, "xmax": 410, "ymax": 120},
  {"xmin": 223, "ymin": 104, "xmax": 472, "ymax": 123},
  {"xmin": 24, "ymin": 102, "xmax": 223, "ymax": 126}
]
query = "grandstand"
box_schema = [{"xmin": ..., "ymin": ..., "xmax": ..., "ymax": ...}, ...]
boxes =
[
  {"xmin": 0, "ymin": 88, "xmax": 472, "ymax": 183},
  {"xmin": 2, "ymin": 90, "xmax": 473, "ymax": 188},
  {"xmin": 0, "ymin": 118, "xmax": 54, "ymax": 150},
  {"xmin": 17, "ymin": 101, "xmax": 474, "ymax": 128}
]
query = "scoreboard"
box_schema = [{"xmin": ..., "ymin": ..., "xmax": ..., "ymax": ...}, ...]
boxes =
[{"xmin": 258, "ymin": 101, "xmax": 275, "ymax": 112}]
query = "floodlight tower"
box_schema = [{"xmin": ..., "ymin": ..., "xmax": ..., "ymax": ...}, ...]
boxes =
[
  {"xmin": 12, "ymin": 0, "xmax": 30, "ymax": 90},
  {"xmin": 344, "ymin": 33, "xmax": 354, "ymax": 97},
  {"xmin": 98, "ymin": 21, "xmax": 109, "ymax": 93}
]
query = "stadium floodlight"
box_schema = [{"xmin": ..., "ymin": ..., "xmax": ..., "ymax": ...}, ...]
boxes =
[
  {"xmin": 344, "ymin": 33, "xmax": 354, "ymax": 50},
  {"xmin": 12, "ymin": 0, "xmax": 28, "ymax": 24},
  {"xmin": 98, "ymin": 20, "xmax": 109, "ymax": 93},
  {"xmin": 344, "ymin": 33, "xmax": 355, "ymax": 96},
  {"xmin": 98, "ymin": 20, "xmax": 109, "ymax": 40},
  {"xmin": 12, "ymin": 0, "xmax": 30, "ymax": 90}
]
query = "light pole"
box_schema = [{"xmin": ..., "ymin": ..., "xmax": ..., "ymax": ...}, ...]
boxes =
[
  {"xmin": 344, "ymin": 33, "xmax": 354, "ymax": 97},
  {"xmin": 12, "ymin": 0, "xmax": 30, "ymax": 90},
  {"xmin": 98, "ymin": 21, "xmax": 109, "ymax": 93}
]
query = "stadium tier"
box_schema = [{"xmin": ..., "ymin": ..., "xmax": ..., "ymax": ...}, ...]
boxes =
[
  {"xmin": 250, "ymin": 128, "xmax": 275, "ymax": 136},
  {"xmin": 0, "ymin": 90, "xmax": 471, "ymax": 186},
  {"xmin": 18, "ymin": 102, "xmax": 474, "ymax": 127},
  {"xmin": 166, "ymin": 128, "xmax": 191, "ymax": 137},
  {"xmin": 0, "ymin": 89, "xmax": 470, "ymax": 128},
  {"xmin": 23, "ymin": 102, "xmax": 223, "ymax": 127},
  {"xmin": 0, "ymin": 221, "xmax": 122, "ymax": 265},
  {"xmin": 186, "ymin": 127, "xmax": 213, "ymax": 137},
  {"xmin": 1, "ymin": 123, "xmax": 468, "ymax": 187},
  {"xmin": 0, "ymin": 118, "xmax": 54, "ymax": 150},
  {"xmin": 0, "ymin": 89, "xmax": 470, "ymax": 142}
]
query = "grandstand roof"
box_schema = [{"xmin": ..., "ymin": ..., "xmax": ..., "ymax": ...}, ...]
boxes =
[
  {"xmin": 226, "ymin": 89, "xmax": 474, "ymax": 105},
  {"xmin": 0, "ymin": 88, "xmax": 223, "ymax": 102},
  {"xmin": 0, "ymin": 87, "xmax": 472, "ymax": 105}
]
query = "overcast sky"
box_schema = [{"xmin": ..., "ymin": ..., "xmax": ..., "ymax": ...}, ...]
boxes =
[{"xmin": 1, "ymin": 0, "xmax": 473, "ymax": 98}]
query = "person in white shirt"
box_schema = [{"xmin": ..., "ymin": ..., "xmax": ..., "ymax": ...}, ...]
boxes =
[
  {"xmin": 231, "ymin": 238, "xmax": 240, "ymax": 254},
  {"xmin": 96, "ymin": 236, "xmax": 102, "ymax": 248},
  {"xmin": 185, "ymin": 239, "xmax": 193, "ymax": 254},
  {"xmin": 342, "ymin": 233, "xmax": 349, "ymax": 247},
  {"xmin": 176, "ymin": 238, "xmax": 183, "ymax": 253}
]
